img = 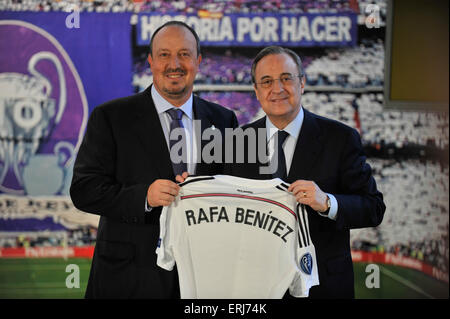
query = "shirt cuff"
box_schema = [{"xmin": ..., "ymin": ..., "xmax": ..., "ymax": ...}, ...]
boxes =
[
  {"xmin": 327, "ymin": 193, "xmax": 338, "ymax": 220},
  {"xmin": 145, "ymin": 196, "xmax": 153, "ymax": 212},
  {"xmin": 318, "ymin": 193, "xmax": 338, "ymax": 221}
]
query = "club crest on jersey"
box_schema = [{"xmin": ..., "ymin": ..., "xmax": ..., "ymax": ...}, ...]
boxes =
[{"xmin": 300, "ymin": 253, "xmax": 313, "ymax": 275}]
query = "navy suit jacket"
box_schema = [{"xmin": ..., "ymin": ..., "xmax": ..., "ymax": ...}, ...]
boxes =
[
  {"xmin": 225, "ymin": 108, "xmax": 385, "ymax": 298},
  {"xmin": 70, "ymin": 86, "xmax": 238, "ymax": 298}
]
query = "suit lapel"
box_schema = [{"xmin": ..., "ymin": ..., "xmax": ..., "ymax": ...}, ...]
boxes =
[
  {"xmin": 287, "ymin": 108, "xmax": 324, "ymax": 181},
  {"xmin": 132, "ymin": 86, "xmax": 174, "ymax": 180},
  {"xmin": 249, "ymin": 117, "xmax": 271, "ymax": 178},
  {"xmin": 193, "ymin": 96, "xmax": 219, "ymax": 174},
  {"xmin": 192, "ymin": 96, "xmax": 213, "ymax": 155}
]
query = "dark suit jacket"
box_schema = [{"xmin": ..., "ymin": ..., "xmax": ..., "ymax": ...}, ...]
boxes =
[
  {"xmin": 70, "ymin": 85, "xmax": 238, "ymax": 298},
  {"xmin": 225, "ymin": 108, "xmax": 385, "ymax": 299}
]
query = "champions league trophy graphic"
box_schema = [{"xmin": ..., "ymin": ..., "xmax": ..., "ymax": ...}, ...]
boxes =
[{"xmin": 0, "ymin": 51, "xmax": 72, "ymax": 195}]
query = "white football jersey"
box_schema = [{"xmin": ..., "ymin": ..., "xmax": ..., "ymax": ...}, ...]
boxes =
[{"xmin": 156, "ymin": 175, "xmax": 319, "ymax": 299}]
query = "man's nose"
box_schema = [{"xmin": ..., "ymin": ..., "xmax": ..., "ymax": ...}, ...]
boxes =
[
  {"xmin": 168, "ymin": 55, "xmax": 181, "ymax": 69},
  {"xmin": 271, "ymin": 78, "xmax": 284, "ymax": 93}
]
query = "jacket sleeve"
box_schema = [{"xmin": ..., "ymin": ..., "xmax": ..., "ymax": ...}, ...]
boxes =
[
  {"xmin": 70, "ymin": 106, "xmax": 149, "ymax": 224},
  {"xmin": 333, "ymin": 128, "xmax": 386, "ymax": 231}
]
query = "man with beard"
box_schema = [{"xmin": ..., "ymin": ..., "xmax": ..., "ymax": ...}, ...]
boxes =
[{"xmin": 70, "ymin": 21, "xmax": 238, "ymax": 298}]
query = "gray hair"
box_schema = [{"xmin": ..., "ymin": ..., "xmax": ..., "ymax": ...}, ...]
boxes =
[{"xmin": 251, "ymin": 46, "xmax": 305, "ymax": 84}]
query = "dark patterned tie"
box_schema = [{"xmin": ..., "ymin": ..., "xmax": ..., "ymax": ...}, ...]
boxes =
[
  {"xmin": 166, "ymin": 108, "xmax": 187, "ymax": 176},
  {"xmin": 272, "ymin": 130, "xmax": 289, "ymax": 180}
]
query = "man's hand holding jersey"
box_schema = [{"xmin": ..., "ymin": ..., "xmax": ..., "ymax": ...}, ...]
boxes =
[
  {"xmin": 147, "ymin": 172, "xmax": 190, "ymax": 207},
  {"xmin": 288, "ymin": 180, "xmax": 329, "ymax": 213}
]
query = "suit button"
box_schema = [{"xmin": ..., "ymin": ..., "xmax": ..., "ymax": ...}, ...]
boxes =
[
  {"xmin": 121, "ymin": 216, "xmax": 128, "ymax": 223},
  {"xmin": 132, "ymin": 217, "xmax": 138, "ymax": 223}
]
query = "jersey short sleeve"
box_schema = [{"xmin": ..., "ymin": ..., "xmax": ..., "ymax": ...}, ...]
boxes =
[
  {"xmin": 289, "ymin": 205, "xmax": 320, "ymax": 297},
  {"xmin": 156, "ymin": 199, "xmax": 175, "ymax": 271}
]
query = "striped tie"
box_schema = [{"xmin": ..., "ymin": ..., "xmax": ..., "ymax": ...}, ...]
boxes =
[{"xmin": 166, "ymin": 108, "xmax": 187, "ymax": 176}]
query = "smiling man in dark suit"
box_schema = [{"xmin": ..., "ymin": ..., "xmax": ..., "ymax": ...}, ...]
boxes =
[
  {"xmin": 70, "ymin": 21, "xmax": 238, "ymax": 298},
  {"xmin": 226, "ymin": 46, "xmax": 385, "ymax": 298}
]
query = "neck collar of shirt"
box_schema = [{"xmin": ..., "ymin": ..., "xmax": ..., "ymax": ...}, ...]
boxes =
[
  {"xmin": 151, "ymin": 85, "xmax": 193, "ymax": 120},
  {"xmin": 265, "ymin": 107, "xmax": 304, "ymax": 143}
]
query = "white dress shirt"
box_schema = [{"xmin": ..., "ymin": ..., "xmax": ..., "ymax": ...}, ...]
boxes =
[
  {"xmin": 152, "ymin": 85, "xmax": 197, "ymax": 174},
  {"xmin": 265, "ymin": 107, "xmax": 338, "ymax": 221},
  {"xmin": 146, "ymin": 86, "xmax": 198, "ymax": 212}
]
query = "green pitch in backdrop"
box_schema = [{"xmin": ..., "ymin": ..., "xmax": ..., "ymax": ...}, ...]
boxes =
[{"xmin": 0, "ymin": 259, "xmax": 448, "ymax": 299}]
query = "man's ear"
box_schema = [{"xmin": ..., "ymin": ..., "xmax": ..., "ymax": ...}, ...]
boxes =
[
  {"xmin": 147, "ymin": 54, "xmax": 153, "ymax": 70},
  {"xmin": 300, "ymin": 75, "xmax": 306, "ymax": 94},
  {"xmin": 253, "ymin": 84, "xmax": 261, "ymax": 102}
]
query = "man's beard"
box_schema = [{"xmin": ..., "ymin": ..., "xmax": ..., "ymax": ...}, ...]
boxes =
[
  {"xmin": 163, "ymin": 84, "xmax": 188, "ymax": 98},
  {"xmin": 162, "ymin": 68, "xmax": 189, "ymax": 98}
]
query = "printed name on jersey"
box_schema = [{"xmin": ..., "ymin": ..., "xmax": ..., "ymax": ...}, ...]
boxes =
[
  {"xmin": 185, "ymin": 206, "xmax": 295, "ymax": 243},
  {"xmin": 300, "ymin": 252, "xmax": 314, "ymax": 275},
  {"xmin": 181, "ymin": 193, "xmax": 296, "ymax": 218}
]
